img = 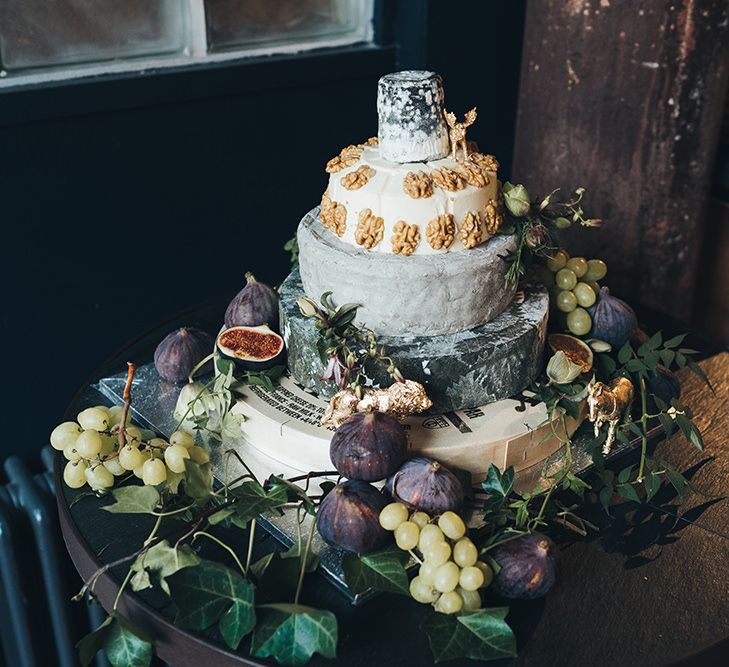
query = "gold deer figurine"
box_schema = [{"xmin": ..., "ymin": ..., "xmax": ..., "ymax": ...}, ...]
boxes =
[
  {"xmin": 444, "ymin": 107, "xmax": 477, "ymax": 161},
  {"xmin": 587, "ymin": 376, "xmax": 634, "ymax": 454}
]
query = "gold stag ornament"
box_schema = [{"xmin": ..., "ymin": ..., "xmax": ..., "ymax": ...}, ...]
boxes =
[{"xmin": 444, "ymin": 107, "xmax": 477, "ymax": 162}]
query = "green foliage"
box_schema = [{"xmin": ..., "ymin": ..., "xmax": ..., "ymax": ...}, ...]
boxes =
[
  {"xmin": 284, "ymin": 235, "xmax": 299, "ymax": 269},
  {"xmin": 77, "ymin": 614, "xmax": 153, "ymax": 667},
  {"xmin": 102, "ymin": 486, "xmax": 160, "ymax": 514},
  {"xmin": 167, "ymin": 558, "xmax": 256, "ymax": 650},
  {"xmin": 228, "ymin": 479, "xmax": 289, "ymax": 525},
  {"xmin": 129, "ymin": 540, "xmax": 199, "ymax": 595},
  {"xmin": 182, "ymin": 460, "xmax": 213, "ymax": 502},
  {"xmin": 341, "ymin": 545, "xmax": 410, "ymax": 596},
  {"xmin": 421, "ymin": 608, "xmax": 517, "ymax": 663},
  {"xmin": 251, "ymin": 604, "xmax": 337, "ymax": 666}
]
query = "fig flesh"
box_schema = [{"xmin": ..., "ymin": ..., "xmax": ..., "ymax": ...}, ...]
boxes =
[
  {"xmin": 224, "ymin": 272, "xmax": 279, "ymax": 330},
  {"xmin": 330, "ymin": 411, "xmax": 408, "ymax": 482},
  {"xmin": 154, "ymin": 327, "xmax": 214, "ymax": 384},
  {"xmin": 385, "ymin": 456, "xmax": 464, "ymax": 514},
  {"xmin": 316, "ymin": 480, "xmax": 389, "ymax": 553},
  {"xmin": 216, "ymin": 325, "xmax": 285, "ymax": 371},
  {"xmin": 491, "ymin": 532, "xmax": 558, "ymax": 599}
]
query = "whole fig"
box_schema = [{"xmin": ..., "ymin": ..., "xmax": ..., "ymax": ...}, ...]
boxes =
[
  {"xmin": 316, "ymin": 480, "xmax": 389, "ymax": 553},
  {"xmin": 224, "ymin": 272, "xmax": 279, "ymax": 330},
  {"xmin": 385, "ymin": 457, "xmax": 464, "ymax": 514},
  {"xmin": 491, "ymin": 532, "xmax": 558, "ymax": 600},
  {"xmin": 645, "ymin": 365, "xmax": 680, "ymax": 413},
  {"xmin": 330, "ymin": 412, "xmax": 408, "ymax": 482},
  {"xmin": 154, "ymin": 327, "xmax": 214, "ymax": 384},
  {"xmin": 588, "ymin": 287, "xmax": 638, "ymax": 349}
]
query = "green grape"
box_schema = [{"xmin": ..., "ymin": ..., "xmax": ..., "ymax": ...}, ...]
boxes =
[
  {"xmin": 556, "ymin": 289, "xmax": 578, "ymax": 313},
  {"xmin": 584, "ymin": 258, "xmax": 607, "ymax": 282},
  {"xmin": 474, "ymin": 561, "xmax": 494, "ymax": 588},
  {"xmin": 434, "ymin": 561, "xmax": 460, "ymax": 593},
  {"xmin": 76, "ymin": 430, "xmax": 103, "ymax": 458},
  {"xmin": 170, "ymin": 430, "xmax": 195, "ymax": 449},
  {"xmin": 379, "ymin": 502, "xmax": 409, "ymax": 530},
  {"xmin": 457, "ymin": 586, "xmax": 482, "ymax": 611},
  {"xmin": 63, "ymin": 460, "xmax": 88, "ymax": 488},
  {"xmin": 566, "ymin": 256, "xmax": 588, "ymax": 278},
  {"xmin": 437, "ymin": 511, "xmax": 466, "ymax": 540},
  {"xmin": 142, "ymin": 458, "xmax": 167, "ymax": 486},
  {"xmin": 164, "ymin": 444, "xmax": 191, "ymax": 474},
  {"xmin": 149, "ymin": 437, "xmax": 169, "ymax": 449},
  {"xmin": 459, "ymin": 566, "xmax": 485, "ymax": 591},
  {"xmin": 573, "ymin": 282, "xmax": 596, "ymax": 307},
  {"xmin": 124, "ymin": 425, "xmax": 143, "ymax": 445},
  {"xmin": 103, "ymin": 457, "xmax": 126, "ymax": 476},
  {"xmin": 434, "ymin": 591, "xmax": 463, "ymax": 615},
  {"xmin": 63, "ymin": 444, "xmax": 82, "ymax": 462},
  {"xmin": 108, "ymin": 405, "xmax": 130, "ymax": 427},
  {"xmin": 419, "ymin": 561, "xmax": 438, "ymax": 586},
  {"xmin": 99, "ymin": 434, "xmax": 117, "ymax": 457},
  {"xmin": 555, "ymin": 268, "xmax": 577, "ymax": 290},
  {"xmin": 395, "ymin": 521, "xmax": 420, "ymax": 551},
  {"xmin": 423, "ymin": 541, "xmax": 451, "ymax": 566},
  {"xmin": 546, "ymin": 249, "xmax": 569, "ymax": 272},
  {"xmin": 453, "ymin": 538, "xmax": 478, "ymax": 567},
  {"xmin": 411, "ymin": 511, "xmax": 430, "ymax": 529},
  {"xmin": 587, "ymin": 280, "xmax": 602, "ymax": 295},
  {"xmin": 119, "ymin": 445, "xmax": 145, "ymax": 471},
  {"xmin": 409, "ymin": 576, "xmax": 439, "ymax": 604},
  {"xmin": 418, "ymin": 524, "xmax": 445, "ymax": 551},
  {"xmin": 567, "ymin": 307, "xmax": 592, "ymax": 336},
  {"xmin": 85, "ymin": 464, "xmax": 114, "ymax": 490},
  {"xmin": 50, "ymin": 421, "xmax": 81, "ymax": 451},
  {"xmin": 77, "ymin": 407, "xmax": 109, "ymax": 431},
  {"xmin": 189, "ymin": 446, "xmax": 210, "ymax": 464}
]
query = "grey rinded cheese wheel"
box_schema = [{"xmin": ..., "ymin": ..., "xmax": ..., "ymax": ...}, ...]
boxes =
[
  {"xmin": 297, "ymin": 208, "xmax": 517, "ymax": 337},
  {"xmin": 280, "ymin": 269, "xmax": 549, "ymax": 414},
  {"xmin": 377, "ymin": 70, "xmax": 450, "ymax": 162}
]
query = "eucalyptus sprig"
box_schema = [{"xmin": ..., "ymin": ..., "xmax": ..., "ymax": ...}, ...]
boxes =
[{"xmin": 297, "ymin": 292, "xmax": 403, "ymax": 395}]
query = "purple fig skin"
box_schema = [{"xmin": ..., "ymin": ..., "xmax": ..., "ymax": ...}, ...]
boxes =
[
  {"xmin": 587, "ymin": 287, "xmax": 638, "ymax": 349},
  {"xmin": 316, "ymin": 480, "xmax": 389, "ymax": 553},
  {"xmin": 224, "ymin": 272, "xmax": 280, "ymax": 330},
  {"xmin": 330, "ymin": 412, "xmax": 408, "ymax": 482},
  {"xmin": 490, "ymin": 532, "xmax": 558, "ymax": 600},
  {"xmin": 385, "ymin": 456, "xmax": 464, "ymax": 514},
  {"xmin": 154, "ymin": 327, "xmax": 214, "ymax": 384}
]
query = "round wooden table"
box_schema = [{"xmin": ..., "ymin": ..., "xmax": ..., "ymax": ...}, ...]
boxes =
[{"xmin": 56, "ymin": 298, "xmax": 729, "ymax": 666}]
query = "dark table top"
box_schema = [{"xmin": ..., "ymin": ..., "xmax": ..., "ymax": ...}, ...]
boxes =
[{"xmin": 56, "ymin": 297, "xmax": 729, "ymax": 667}]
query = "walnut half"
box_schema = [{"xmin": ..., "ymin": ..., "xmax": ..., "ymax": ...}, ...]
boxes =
[
  {"xmin": 325, "ymin": 144, "xmax": 363, "ymax": 173},
  {"xmin": 426, "ymin": 214, "xmax": 456, "ymax": 250},
  {"xmin": 355, "ymin": 208, "xmax": 384, "ymax": 249},
  {"xmin": 340, "ymin": 164, "xmax": 375, "ymax": 190},
  {"xmin": 391, "ymin": 221, "xmax": 420, "ymax": 256},
  {"xmin": 320, "ymin": 192, "xmax": 347, "ymax": 237},
  {"xmin": 431, "ymin": 167, "xmax": 467, "ymax": 192},
  {"xmin": 457, "ymin": 162, "xmax": 489, "ymax": 188},
  {"xmin": 470, "ymin": 152, "xmax": 500, "ymax": 173},
  {"xmin": 484, "ymin": 198, "xmax": 504, "ymax": 236},
  {"xmin": 460, "ymin": 211, "xmax": 483, "ymax": 249},
  {"xmin": 403, "ymin": 170, "xmax": 434, "ymax": 198}
]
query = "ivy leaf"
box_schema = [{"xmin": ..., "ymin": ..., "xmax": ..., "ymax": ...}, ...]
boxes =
[
  {"xmin": 481, "ymin": 465, "xmax": 515, "ymax": 498},
  {"xmin": 104, "ymin": 615, "xmax": 153, "ymax": 667},
  {"xmin": 251, "ymin": 603, "xmax": 337, "ymax": 666},
  {"xmin": 77, "ymin": 615, "xmax": 114, "ymax": 666},
  {"xmin": 252, "ymin": 540, "xmax": 319, "ymax": 601},
  {"xmin": 130, "ymin": 540, "xmax": 200, "ymax": 595},
  {"xmin": 167, "ymin": 559, "xmax": 256, "ymax": 650},
  {"xmin": 342, "ymin": 545, "xmax": 410, "ymax": 595},
  {"xmin": 421, "ymin": 608, "xmax": 517, "ymax": 663},
  {"xmin": 230, "ymin": 480, "xmax": 289, "ymax": 526},
  {"xmin": 265, "ymin": 475, "xmax": 317, "ymax": 516},
  {"xmin": 183, "ymin": 460, "xmax": 213, "ymax": 502},
  {"xmin": 102, "ymin": 486, "xmax": 160, "ymax": 514}
]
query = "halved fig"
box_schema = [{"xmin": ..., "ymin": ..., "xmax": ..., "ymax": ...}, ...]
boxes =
[
  {"xmin": 547, "ymin": 333, "xmax": 593, "ymax": 373},
  {"xmin": 216, "ymin": 324, "xmax": 285, "ymax": 371}
]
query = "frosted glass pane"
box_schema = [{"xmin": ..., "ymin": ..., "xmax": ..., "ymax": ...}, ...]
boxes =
[
  {"xmin": 0, "ymin": 0, "xmax": 186, "ymax": 71},
  {"xmin": 204, "ymin": 0, "xmax": 364, "ymax": 53}
]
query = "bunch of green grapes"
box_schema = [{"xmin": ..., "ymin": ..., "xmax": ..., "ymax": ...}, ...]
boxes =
[
  {"xmin": 50, "ymin": 405, "xmax": 209, "ymax": 491},
  {"xmin": 539, "ymin": 250, "xmax": 607, "ymax": 336},
  {"xmin": 379, "ymin": 503, "xmax": 493, "ymax": 615}
]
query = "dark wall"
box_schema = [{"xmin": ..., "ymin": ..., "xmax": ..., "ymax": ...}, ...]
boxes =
[{"xmin": 0, "ymin": 0, "xmax": 526, "ymax": 463}]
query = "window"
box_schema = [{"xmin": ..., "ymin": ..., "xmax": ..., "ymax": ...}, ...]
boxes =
[{"xmin": 0, "ymin": 0, "xmax": 373, "ymax": 84}]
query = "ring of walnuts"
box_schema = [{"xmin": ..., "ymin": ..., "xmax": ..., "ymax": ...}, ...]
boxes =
[
  {"xmin": 341, "ymin": 164, "xmax": 375, "ymax": 190},
  {"xmin": 426, "ymin": 214, "xmax": 456, "ymax": 250},
  {"xmin": 355, "ymin": 208, "xmax": 385, "ymax": 249},
  {"xmin": 460, "ymin": 212, "xmax": 483, "ymax": 249},
  {"xmin": 325, "ymin": 144, "xmax": 363, "ymax": 173},
  {"xmin": 484, "ymin": 198, "xmax": 504, "ymax": 235},
  {"xmin": 431, "ymin": 167, "xmax": 466, "ymax": 192},
  {"xmin": 320, "ymin": 193, "xmax": 347, "ymax": 237},
  {"xmin": 403, "ymin": 171, "xmax": 434, "ymax": 198},
  {"xmin": 391, "ymin": 221, "xmax": 420, "ymax": 256}
]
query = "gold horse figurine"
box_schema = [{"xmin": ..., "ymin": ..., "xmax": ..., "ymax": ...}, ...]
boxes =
[
  {"xmin": 587, "ymin": 376, "xmax": 634, "ymax": 454},
  {"xmin": 444, "ymin": 107, "xmax": 477, "ymax": 161}
]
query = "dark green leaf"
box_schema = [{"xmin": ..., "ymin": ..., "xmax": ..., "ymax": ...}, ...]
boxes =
[
  {"xmin": 663, "ymin": 462, "xmax": 689, "ymax": 500},
  {"xmin": 342, "ymin": 545, "xmax": 410, "ymax": 595},
  {"xmin": 104, "ymin": 615, "xmax": 153, "ymax": 667},
  {"xmin": 617, "ymin": 465, "xmax": 633, "ymax": 484},
  {"xmin": 265, "ymin": 475, "xmax": 317, "ymax": 515},
  {"xmin": 130, "ymin": 540, "xmax": 200, "ymax": 595},
  {"xmin": 618, "ymin": 342, "xmax": 633, "ymax": 364},
  {"xmin": 481, "ymin": 465, "xmax": 515, "ymax": 498},
  {"xmin": 675, "ymin": 414, "xmax": 704, "ymax": 451},
  {"xmin": 644, "ymin": 473, "xmax": 661, "ymax": 501},
  {"xmin": 616, "ymin": 483, "xmax": 641, "ymax": 503},
  {"xmin": 102, "ymin": 486, "xmax": 160, "ymax": 514},
  {"xmin": 663, "ymin": 333, "xmax": 687, "ymax": 349},
  {"xmin": 657, "ymin": 412, "xmax": 675, "ymax": 437},
  {"xmin": 216, "ymin": 357, "xmax": 235, "ymax": 376},
  {"xmin": 421, "ymin": 608, "xmax": 517, "ymax": 663},
  {"xmin": 675, "ymin": 352, "xmax": 687, "ymax": 368},
  {"xmin": 687, "ymin": 360, "xmax": 714, "ymax": 392},
  {"xmin": 167, "ymin": 559, "xmax": 255, "ymax": 650},
  {"xmin": 596, "ymin": 352, "xmax": 617, "ymax": 378},
  {"xmin": 625, "ymin": 359, "xmax": 646, "ymax": 374},
  {"xmin": 627, "ymin": 422, "xmax": 643, "ymax": 439},
  {"xmin": 230, "ymin": 480, "xmax": 289, "ymax": 525},
  {"xmin": 598, "ymin": 485, "xmax": 613, "ymax": 513},
  {"xmin": 183, "ymin": 460, "xmax": 213, "ymax": 502},
  {"xmin": 660, "ymin": 349, "xmax": 675, "ymax": 367},
  {"xmin": 77, "ymin": 615, "xmax": 113, "ymax": 667},
  {"xmin": 251, "ymin": 604, "xmax": 337, "ymax": 666}
]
